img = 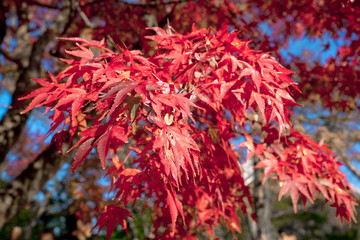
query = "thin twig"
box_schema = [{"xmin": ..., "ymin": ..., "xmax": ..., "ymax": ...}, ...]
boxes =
[
  {"xmin": 75, "ymin": 2, "xmax": 95, "ymax": 28},
  {"xmin": 81, "ymin": 0, "xmax": 188, "ymax": 8}
]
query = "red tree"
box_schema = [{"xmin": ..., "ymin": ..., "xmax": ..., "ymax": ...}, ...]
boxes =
[
  {"xmin": 21, "ymin": 26, "xmax": 357, "ymax": 239},
  {"xmin": 0, "ymin": 0, "xmax": 359, "ymax": 239}
]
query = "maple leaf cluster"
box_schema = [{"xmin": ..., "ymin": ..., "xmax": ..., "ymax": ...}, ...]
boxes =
[{"xmin": 20, "ymin": 26, "xmax": 357, "ymax": 238}]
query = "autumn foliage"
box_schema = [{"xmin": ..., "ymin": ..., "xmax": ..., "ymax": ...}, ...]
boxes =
[{"xmin": 20, "ymin": 25, "xmax": 357, "ymax": 239}]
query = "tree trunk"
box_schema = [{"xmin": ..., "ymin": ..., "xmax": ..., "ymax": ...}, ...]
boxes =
[
  {"xmin": 0, "ymin": 136, "xmax": 74, "ymax": 230},
  {"xmin": 0, "ymin": 3, "xmax": 71, "ymax": 167},
  {"xmin": 0, "ymin": 0, "xmax": 74, "ymax": 231},
  {"xmin": 249, "ymin": 157, "xmax": 276, "ymax": 240}
]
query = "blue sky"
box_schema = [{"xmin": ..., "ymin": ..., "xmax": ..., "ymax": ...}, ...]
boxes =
[{"xmin": 0, "ymin": 88, "xmax": 11, "ymax": 120}]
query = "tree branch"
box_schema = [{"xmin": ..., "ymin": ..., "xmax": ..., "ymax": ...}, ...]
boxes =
[
  {"xmin": 0, "ymin": 48, "xmax": 23, "ymax": 66},
  {"xmin": 74, "ymin": 1, "xmax": 95, "ymax": 28},
  {"xmin": 26, "ymin": 0, "xmax": 62, "ymax": 9},
  {"xmin": 342, "ymin": 158, "xmax": 360, "ymax": 180}
]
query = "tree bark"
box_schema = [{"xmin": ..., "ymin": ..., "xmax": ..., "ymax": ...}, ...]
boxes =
[
  {"xmin": 0, "ymin": 3, "xmax": 71, "ymax": 167},
  {"xmin": 249, "ymin": 157, "xmax": 276, "ymax": 240},
  {"xmin": 0, "ymin": 136, "xmax": 74, "ymax": 230}
]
